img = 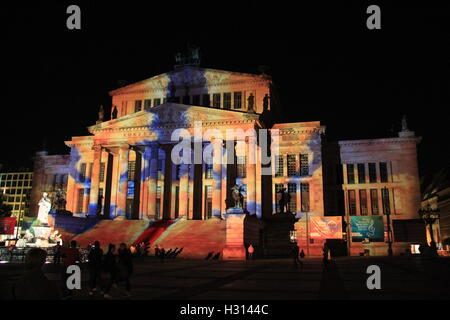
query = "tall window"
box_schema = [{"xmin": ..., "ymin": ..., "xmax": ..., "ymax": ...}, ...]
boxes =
[
  {"xmin": 205, "ymin": 163, "xmax": 213, "ymax": 179},
  {"xmin": 287, "ymin": 155, "xmax": 297, "ymax": 176},
  {"xmin": 275, "ymin": 183, "xmax": 284, "ymax": 212},
  {"xmin": 99, "ymin": 162, "xmax": 105, "ymax": 182},
  {"xmin": 156, "ymin": 186, "xmax": 161, "ymax": 219},
  {"xmin": 202, "ymin": 94, "xmax": 210, "ymax": 107},
  {"xmin": 157, "ymin": 159, "xmax": 163, "ymax": 180},
  {"xmin": 128, "ymin": 161, "xmax": 136, "ymax": 181},
  {"xmin": 381, "ymin": 188, "xmax": 390, "ymax": 214},
  {"xmin": 205, "ymin": 185, "xmax": 213, "ymax": 219},
  {"xmin": 275, "ymin": 155, "xmax": 284, "ymax": 177},
  {"xmin": 79, "ymin": 163, "xmax": 87, "ymax": 183},
  {"xmin": 347, "ymin": 164, "xmax": 355, "ymax": 184},
  {"xmin": 368, "ymin": 163, "xmax": 377, "ymax": 183},
  {"xmin": 144, "ymin": 99, "xmax": 152, "ymax": 109},
  {"xmin": 213, "ymin": 93, "xmax": 221, "ymax": 108},
  {"xmin": 134, "ymin": 100, "xmax": 142, "ymax": 112},
  {"xmin": 192, "ymin": 95, "xmax": 200, "ymax": 105},
  {"xmin": 348, "ymin": 190, "xmax": 356, "ymax": 215},
  {"xmin": 77, "ymin": 189, "xmax": 84, "ymax": 213},
  {"xmin": 359, "ymin": 189, "xmax": 368, "ymax": 215},
  {"xmin": 370, "ymin": 189, "xmax": 379, "ymax": 215},
  {"xmin": 288, "ymin": 183, "xmax": 297, "ymax": 213},
  {"xmin": 154, "ymin": 98, "xmax": 161, "ymax": 106},
  {"xmin": 300, "ymin": 183, "xmax": 310, "ymax": 212},
  {"xmin": 380, "ymin": 162, "xmax": 388, "ymax": 183},
  {"xmin": 223, "ymin": 92, "xmax": 231, "ymax": 109},
  {"xmin": 234, "ymin": 92, "xmax": 242, "ymax": 109},
  {"xmin": 237, "ymin": 156, "xmax": 246, "ymax": 178},
  {"xmin": 357, "ymin": 163, "xmax": 366, "ymax": 184},
  {"xmin": 300, "ymin": 154, "xmax": 309, "ymax": 176},
  {"xmin": 88, "ymin": 163, "xmax": 93, "ymax": 180}
]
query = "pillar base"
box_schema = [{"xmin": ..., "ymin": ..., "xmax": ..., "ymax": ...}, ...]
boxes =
[{"xmin": 222, "ymin": 245, "xmax": 246, "ymax": 260}]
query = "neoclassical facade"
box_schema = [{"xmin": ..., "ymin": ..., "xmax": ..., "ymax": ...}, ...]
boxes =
[{"xmin": 30, "ymin": 64, "xmax": 424, "ymax": 256}]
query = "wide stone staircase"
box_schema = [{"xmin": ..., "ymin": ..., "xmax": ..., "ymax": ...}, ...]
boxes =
[
  {"xmin": 72, "ymin": 219, "xmax": 150, "ymax": 250},
  {"xmin": 152, "ymin": 217, "xmax": 226, "ymax": 259}
]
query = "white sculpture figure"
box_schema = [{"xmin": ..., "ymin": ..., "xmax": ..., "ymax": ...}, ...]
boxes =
[{"xmin": 37, "ymin": 192, "xmax": 52, "ymax": 225}]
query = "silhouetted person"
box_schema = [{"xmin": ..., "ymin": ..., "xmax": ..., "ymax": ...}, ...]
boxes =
[
  {"xmin": 12, "ymin": 248, "xmax": 61, "ymax": 300},
  {"xmin": 88, "ymin": 241, "xmax": 104, "ymax": 295},
  {"xmin": 103, "ymin": 244, "xmax": 117, "ymax": 299},
  {"xmin": 212, "ymin": 252, "xmax": 220, "ymax": 260},
  {"xmin": 154, "ymin": 244, "xmax": 160, "ymax": 257},
  {"xmin": 322, "ymin": 243, "xmax": 330, "ymax": 269},
  {"xmin": 248, "ymin": 244, "xmax": 254, "ymax": 260},
  {"xmin": 205, "ymin": 252, "xmax": 213, "ymax": 260},
  {"xmin": 292, "ymin": 244, "xmax": 303, "ymax": 269},
  {"xmin": 300, "ymin": 249, "xmax": 305, "ymax": 259},
  {"xmin": 118, "ymin": 243, "xmax": 133, "ymax": 298},
  {"xmin": 53, "ymin": 242, "xmax": 62, "ymax": 265},
  {"xmin": 159, "ymin": 247, "xmax": 166, "ymax": 263}
]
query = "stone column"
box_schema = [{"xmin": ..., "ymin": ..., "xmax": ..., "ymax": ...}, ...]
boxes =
[
  {"xmin": 220, "ymin": 142, "xmax": 227, "ymax": 217},
  {"xmin": 162, "ymin": 144, "xmax": 174, "ymax": 220},
  {"xmin": 117, "ymin": 145, "xmax": 130, "ymax": 217},
  {"xmin": 212, "ymin": 138, "xmax": 223, "ymax": 217},
  {"xmin": 255, "ymin": 144, "xmax": 262, "ymax": 218},
  {"xmin": 88, "ymin": 145, "xmax": 102, "ymax": 217},
  {"xmin": 140, "ymin": 146, "xmax": 151, "ymax": 219},
  {"xmin": 109, "ymin": 149, "xmax": 120, "ymax": 218},
  {"xmin": 132, "ymin": 147, "xmax": 142, "ymax": 220},
  {"xmin": 178, "ymin": 163, "xmax": 189, "ymax": 217},
  {"xmin": 188, "ymin": 152, "xmax": 195, "ymax": 219},
  {"xmin": 147, "ymin": 143, "xmax": 159, "ymax": 219},
  {"xmin": 246, "ymin": 136, "xmax": 257, "ymax": 215}
]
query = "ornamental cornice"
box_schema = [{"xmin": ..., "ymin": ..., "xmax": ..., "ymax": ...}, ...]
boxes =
[
  {"xmin": 90, "ymin": 119, "xmax": 256, "ymax": 134},
  {"xmin": 338, "ymin": 137, "xmax": 421, "ymax": 147},
  {"xmin": 113, "ymin": 79, "xmax": 269, "ymax": 96}
]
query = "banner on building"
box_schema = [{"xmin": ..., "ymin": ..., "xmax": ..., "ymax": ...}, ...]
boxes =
[
  {"xmin": 0, "ymin": 217, "xmax": 17, "ymax": 235},
  {"xmin": 350, "ymin": 216, "xmax": 384, "ymax": 242},
  {"xmin": 309, "ymin": 216, "xmax": 343, "ymax": 239}
]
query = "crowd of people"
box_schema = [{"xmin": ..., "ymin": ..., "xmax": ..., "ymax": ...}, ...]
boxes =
[{"xmin": 12, "ymin": 240, "xmax": 135, "ymax": 300}]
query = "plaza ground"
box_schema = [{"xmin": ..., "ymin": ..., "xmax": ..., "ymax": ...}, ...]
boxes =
[{"xmin": 1, "ymin": 256, "xmax": 449, "ymax": 300}]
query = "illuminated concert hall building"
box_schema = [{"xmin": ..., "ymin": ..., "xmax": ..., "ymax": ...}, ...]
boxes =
[{"xmin": 30, "ymin": 56, "xmax": 424, "ymax": 257}]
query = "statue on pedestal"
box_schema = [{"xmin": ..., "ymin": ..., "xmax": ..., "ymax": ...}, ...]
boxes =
[
  {"xmin": 37, "ymin": 192, "xmax": 51, "ymax": 225},
  {"xmin": 230, "ymin": 185, "xmax": 245, "ymax": 209},
  {"xmin": 401, "ymin": 114, "xmax": 409, "ymax": 132}
]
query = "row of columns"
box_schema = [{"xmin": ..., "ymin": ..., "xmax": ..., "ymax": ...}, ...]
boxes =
[{"xmin": 75, "ymin": 137, "xmax": 260, "ymax": 220}]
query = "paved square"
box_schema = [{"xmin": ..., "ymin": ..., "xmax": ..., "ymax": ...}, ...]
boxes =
[{"xmin": 1, "ymin": 256, "xmax": 449, "ymax": 300}]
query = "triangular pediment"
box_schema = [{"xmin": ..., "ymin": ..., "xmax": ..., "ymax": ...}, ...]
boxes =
[
  {"xmin": 89, "ymin": 103, "xmax": 260, "ymax": 132},
  {"xmin": 109, "ymin": 66, "xmax": 269, "ymax": 96}
]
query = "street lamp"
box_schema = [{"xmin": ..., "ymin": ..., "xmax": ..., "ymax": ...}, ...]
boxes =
[{"xmin": 418, "ymin": 203, "xmax": 440, "ymax": 248}]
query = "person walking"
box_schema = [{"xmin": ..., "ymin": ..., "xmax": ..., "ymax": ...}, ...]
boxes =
[
  {"xmin": 103, "ymin": 243, "xmax": 117, "ymax": 299},
  {"xmin": 247, "ymin": 244, "xmax": 255, "ymax": 260},
  {"xmin": 88, "ymin": 241, "xmax": 104, "ymax": 296},
  {"xmin": 53, "ymin": 242, "xmax": 62, "ymax": 266},
  {"xmin": 292, "ymin": 244, "xmax": 303, "ymax": 269},
  {"xmin": 118, "ymin": 243, "xmax": 133, "ymax": 298}
]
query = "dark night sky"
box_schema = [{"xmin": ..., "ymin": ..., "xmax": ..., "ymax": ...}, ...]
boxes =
[{"xmin": 2, "ymin": 1, "xmax": 450, "ymax": 178}]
